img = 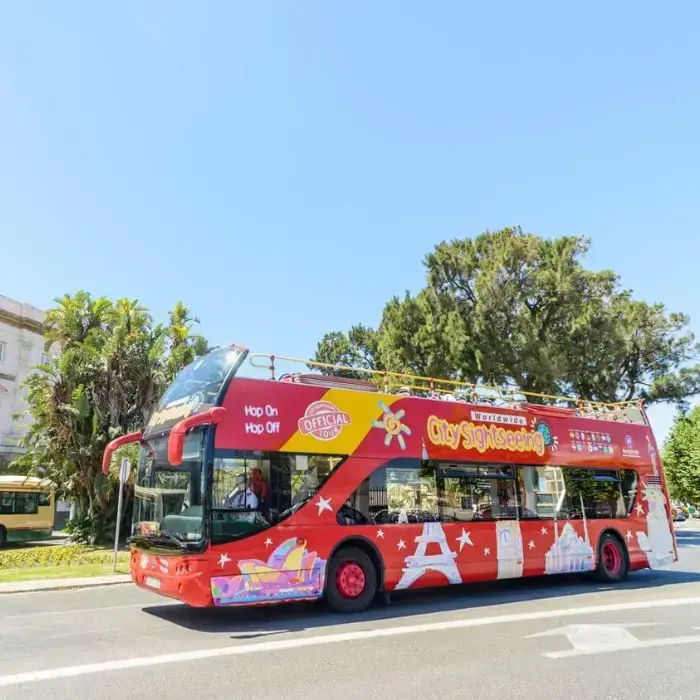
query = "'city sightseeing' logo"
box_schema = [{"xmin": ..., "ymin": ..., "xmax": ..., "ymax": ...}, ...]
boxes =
[
  {"xmin": 427, "ymin": 416, "xmax": 546, "ymax": 456},
  {"xmin": 298, "ymin": 400, "xmax": 351, "ymax": 441}
]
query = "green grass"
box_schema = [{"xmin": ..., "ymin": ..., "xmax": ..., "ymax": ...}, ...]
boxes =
[
  {"xmin": 0, "ymin": 544, "xmax": 130, "ymax": 583},
  {"xmin": 0, "ymin": 562, "xmax": 129, "ymax": 583}
]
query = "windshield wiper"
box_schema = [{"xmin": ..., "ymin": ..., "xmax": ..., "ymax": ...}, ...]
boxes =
[
  {"xmin": 128, "ymin": 530, "xmax": 187, "ymax": 550},
  {"xmin": 155, "ymin": 530, "xmax": 186, "ymax": 545}
]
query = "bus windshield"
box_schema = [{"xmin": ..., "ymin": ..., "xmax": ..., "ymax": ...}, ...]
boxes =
[
  {"xmin": 131, "ymin": 430, "xmax": 207, "ymax": 550},
  {"xmin": 143, "ymin": 346, "xmax": 245, "ymax": 438}
]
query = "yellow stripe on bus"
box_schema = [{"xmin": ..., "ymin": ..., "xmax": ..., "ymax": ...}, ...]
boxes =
[{"xmin": 280, "ymin": 388, "xmax": 399, "ymax": 455}]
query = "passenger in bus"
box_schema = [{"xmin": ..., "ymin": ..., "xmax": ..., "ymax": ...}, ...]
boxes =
[
  {"xmin": 248, "ymin": 468, "xmax": 269, "ymax": 505},
  {"xmin": 224, "ymin": 474, "xmax": 259, "ymax": 510}
]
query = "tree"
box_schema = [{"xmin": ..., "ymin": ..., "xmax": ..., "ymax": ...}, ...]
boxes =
[
  {"xmin": 314, "ymin": 325, "xmax": 383, "ymax": 378},
  {"xmin": 14, "ymin": 292, "xmax": 207, "ymax": 543},
  {"xmin": 315, "ymin": 228, "xmax": 700, "ymax": 405},
  {"xmin": 663, "ymin": 406, "xmax": 700, "ymax": 505}
]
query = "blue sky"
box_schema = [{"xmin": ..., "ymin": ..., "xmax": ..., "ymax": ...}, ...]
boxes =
[{"xmin": 1, "ymin": 2, "xmax": 698, "ymax": 442}]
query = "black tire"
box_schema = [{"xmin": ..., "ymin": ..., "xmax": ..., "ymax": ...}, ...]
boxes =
[
  {"xmin": 594, "ymin": 533, "xmax": 628, "ymax": 582},
  {"xmin": 325, "ymin": 546, "xmax": 377, "ymax": 613},
  {"xmin": 0, "ymin": 526, "xmax": 7, "ymax": 549}
]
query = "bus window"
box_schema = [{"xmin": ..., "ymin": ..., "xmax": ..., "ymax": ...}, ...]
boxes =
[
  {"xmin": 436, "ymin": 463, "xmax": 518, "ymax": 521},
  {"xmin": 342, "ymin": 459, "xmax": 439, "ymax": 525},
  {"xmin": 14, "ymin": 492, "xmax": 38, "ymax": 514},
  {"xmin": 210, "ymin": 453, "xmax": 344, "ymax": 543},
  {"xmin": 0, "ymin": 491, "xmax": 39, "ymax": 515},
  {"xmin": 0, "ymin": 492, "xmax": 14, "ymax": 514},
  {"xmin": 559, "ymin": 468, "xmax": 628, "ymax": 519},
  {"xmin": 620, "ymin": 469, "xmax": 639, "ymax": 514},
  {"xmin": 517, "ymin": 466, "xmax": 566, "ymax": 519},
  {"xmin": 212, "ymin": 457, "xmax": 264, "ymax": 510}
]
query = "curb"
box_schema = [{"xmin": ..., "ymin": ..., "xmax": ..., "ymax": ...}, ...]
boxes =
[{"xmin": 0, "ymin": 574, "xmax": 131, "ymax": 595}]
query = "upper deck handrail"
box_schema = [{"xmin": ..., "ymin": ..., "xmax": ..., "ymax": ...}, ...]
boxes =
[{"xmin": 248, "ymin": 351, "xmax": 647, "ymax": 425}]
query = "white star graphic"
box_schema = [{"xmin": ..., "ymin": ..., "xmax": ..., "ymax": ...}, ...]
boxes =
[
  {"xmin": 397, "ymin": 539, "xmax": 406, "ymax": 550},
  {"xmin": 483, "ymin": 547, "xmax": 491, "ymax": 556},
  {"xmin": 218, "ymin": 553, "xmax": 231, "ymax": 569},
  {"xmin": 625, "ymin": 530, "xmax": 633, "ymax": 542},
  {"xmin": 264, "ymin": 537, "xmax": 273, "ymax": 547},
  {"xmin": 315, "ymin": 496, "xmax": 332, "ymax": 515},
  {"xmin": 528, "ymin": 540, "xmax": 535, "ymax": 550},
  {"xmin": 376, "ymin": 529, "xmax": 385, "ymax": 539},
  {"xmin": 456, "ymin": 529, "xmax": 473, "ymax": 551},
  {"xmin": 540, "ymin": 526, "xmax": 548, "ymax": 535},
  {"xmin": 635, "ymin": 503, "xmax": 644, "ymax": 516}
]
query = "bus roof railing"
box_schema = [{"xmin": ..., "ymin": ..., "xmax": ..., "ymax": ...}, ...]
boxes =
[{"xmin": 247, "ymin": 351, "xmax": 647, "ymax": 425}]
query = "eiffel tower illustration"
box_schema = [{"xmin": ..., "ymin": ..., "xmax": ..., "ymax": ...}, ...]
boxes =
[{"xmin": 396, "ymin": 522, "xmax": 461, "ymax": 589}]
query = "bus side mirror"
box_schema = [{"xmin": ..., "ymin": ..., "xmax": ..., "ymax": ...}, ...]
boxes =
[
  {"xmin": 168, "ymin": 407, "xmax": 227, "ymax": 466},
  {"xmin": 102, "ymin": 431, "xmax": 143, "ymax": 474}
]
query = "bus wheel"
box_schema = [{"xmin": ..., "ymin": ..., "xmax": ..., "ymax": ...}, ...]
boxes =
[
  {"xmin": 0, "ymin": 526, "xmax": 6, "ymax": 549},
  {"xmin": 326, "ymin": 547, "xmax": 377, "ymax": 613},
  {"xmin": 594, "ymin": 534, "xmax": 627, "ymax": 582}
]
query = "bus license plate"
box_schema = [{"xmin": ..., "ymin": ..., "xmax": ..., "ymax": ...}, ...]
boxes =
[{"xmin": 144, "ymin": 576, "xmax": 161, "ymax": 589}]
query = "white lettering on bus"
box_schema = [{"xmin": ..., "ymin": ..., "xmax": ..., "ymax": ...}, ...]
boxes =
[{"xmin": 243, "ymin": 404, "xmax": 281, "ymax": 436}]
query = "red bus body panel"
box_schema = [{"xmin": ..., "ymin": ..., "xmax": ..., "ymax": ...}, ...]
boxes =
[{"xmin": 131, "ymin": 377, "xmax": 676, "ymax": 607}]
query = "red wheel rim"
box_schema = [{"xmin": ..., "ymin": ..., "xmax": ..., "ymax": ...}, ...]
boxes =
[
  {"xmin": 602, "ymin": 541, "xmax": 622, "ymax": 576},
  {"xmin": 336, "ymin": 562, "xmax": 366, "ymax": 598}
]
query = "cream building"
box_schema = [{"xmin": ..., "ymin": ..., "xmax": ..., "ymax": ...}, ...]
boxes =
[{"xmin": 0, "ymin": 295, "xmax": 49, "ymax": 466}]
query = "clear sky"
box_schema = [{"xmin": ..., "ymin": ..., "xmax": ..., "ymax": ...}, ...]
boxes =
[{"xmin": 1, "ymin": 2, "xmax": 698, "ymax": 443}]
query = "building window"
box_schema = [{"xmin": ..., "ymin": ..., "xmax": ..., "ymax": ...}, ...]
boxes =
[{"xmin": 0, "ymin": 341, "xmax": 5, "ymax": 363}]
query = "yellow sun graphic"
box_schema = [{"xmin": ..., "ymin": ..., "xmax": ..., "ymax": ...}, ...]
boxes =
[{"xmin": 372, "ymin": 401, "xmax": 411, "ymax": 450}]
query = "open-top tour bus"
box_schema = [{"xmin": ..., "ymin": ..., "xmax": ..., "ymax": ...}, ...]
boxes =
[{"xmin": 103, "ymin": 344, "xmax": 676, "ymax": 612}]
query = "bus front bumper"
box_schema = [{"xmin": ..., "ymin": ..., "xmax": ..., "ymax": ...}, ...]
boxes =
[{"xmin": 130, "ymin": 550, "xmax": 213, "ymax": 607}]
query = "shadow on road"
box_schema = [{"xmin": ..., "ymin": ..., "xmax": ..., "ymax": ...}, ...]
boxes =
[{"xmin": 141, "ymin": 562, "xmax": 700, "ymax": 639}]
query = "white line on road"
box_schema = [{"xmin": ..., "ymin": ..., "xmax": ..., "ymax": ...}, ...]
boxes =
[
  {"xmin": 2, "ymin": 596, "xmax": 700, "ymax": 687},
  {"xmin": 2, "ymin": 603, "xmax": 146, "ymax": 621},
  {"xmin": 527, "ymin": 622, "xmax": 700, "ymax": 658},
  {"xmin": 546, "ymin": 634, "xmax": 700, "ymax": 658}
]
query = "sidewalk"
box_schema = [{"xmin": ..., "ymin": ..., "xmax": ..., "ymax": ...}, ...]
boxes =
[{"xmin": 0, "ymin": 573, "xmax": 131, "ymax": 594}]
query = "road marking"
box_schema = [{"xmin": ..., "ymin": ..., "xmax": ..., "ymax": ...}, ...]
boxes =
[
  {"xmin": 1, "ymin": 596, "xmax": 700, "ymax": 687},
  {"xmin": 528, "ymin": 623, "xmax": 700, "ymax": 658},
  {"xmin": 3, "ymin": 603, "xmax": 146, "ymax": 621}
]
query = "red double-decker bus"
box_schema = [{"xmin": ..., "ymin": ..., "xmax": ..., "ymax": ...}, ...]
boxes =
[{"xmin": 103, "ymin": 345, "xmax": 677, "ymax": 612}]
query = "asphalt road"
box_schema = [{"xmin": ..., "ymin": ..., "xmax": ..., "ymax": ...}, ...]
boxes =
[{"xmin": 2, "ymin": 523, "xmax": 700, "ymax": 700}]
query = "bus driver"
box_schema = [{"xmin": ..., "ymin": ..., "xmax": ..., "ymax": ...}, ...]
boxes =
[{"xmin": 224, "ymin": 474, "xmax": 258, "ymax": 510}]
